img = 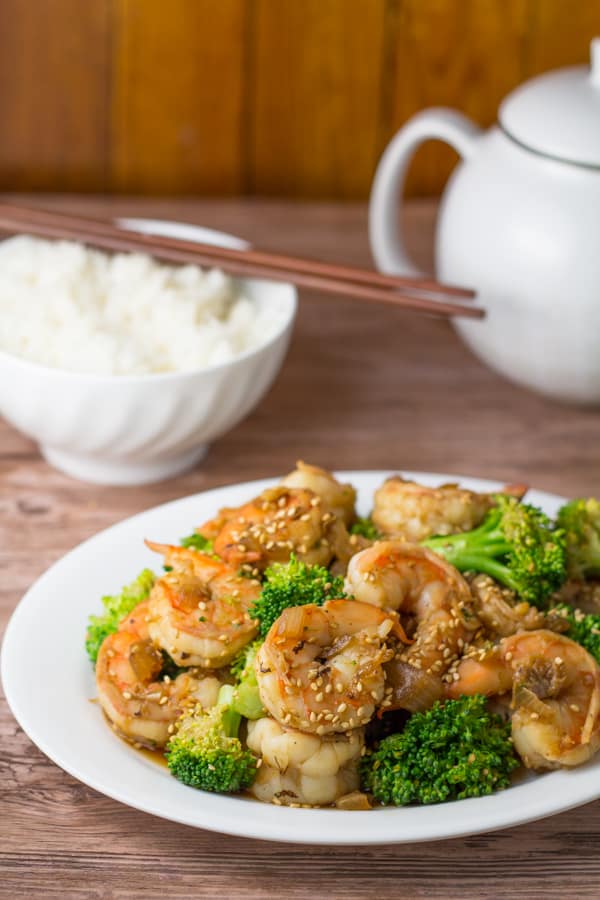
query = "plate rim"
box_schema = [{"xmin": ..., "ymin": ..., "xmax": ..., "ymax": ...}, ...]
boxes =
[{"xmin": 3, "ymin": 469, "xmax": 600, "ymax": 844}]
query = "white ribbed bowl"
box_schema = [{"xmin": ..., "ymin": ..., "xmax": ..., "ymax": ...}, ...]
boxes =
[{"xmin": 0, "ymin": 220, "xmax": 297, "ymax": 485}]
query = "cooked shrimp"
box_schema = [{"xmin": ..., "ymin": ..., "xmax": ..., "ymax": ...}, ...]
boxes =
[
  {"xmin": 198, "ymin": 485, "xmax": 352, "ymax": 572},
  {"xmin": 372, "ymin": 476, "xmax": 527, "ymax": 542},
  {"xmin": 145, "ymin": 542, "xmax": 260, "ymax": 667},
  {"xmin": 246, "ymin": 717, "xmax": 364, "ymax": 806},
  {"xmin": 448, "ymin": 630, "xmax": 600, "ymax": 769},
  {"xmin": 345, "ymin": 541, "xmax": 479, "ymax": 710},
  {"xmin": 256, "ymin": 599, "xmax": 408, "ymax": 734},
  {"xmin": 280, "ymin": 460, "xmax": 357, "ymax": 526},
  {"xmin": 468, "ymin": 573, "xmax": 568, "ymax": 638},
  {"xmin": 96, "ymin": 601, "xmax": 220, "ymax": 749}
]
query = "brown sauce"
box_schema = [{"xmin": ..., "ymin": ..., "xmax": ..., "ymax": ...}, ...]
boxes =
[{"xmin": 133, "ymin": 743, "xmax": 169, "ymax": 768}]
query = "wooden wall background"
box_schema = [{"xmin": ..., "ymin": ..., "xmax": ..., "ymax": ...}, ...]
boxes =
[{"xmin": 0, "ymin": 0, "xmax": 599, "ymax": 199}]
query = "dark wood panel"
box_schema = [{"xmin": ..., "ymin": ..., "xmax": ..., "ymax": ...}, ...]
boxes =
[
  {"xmin": 0, "ymin": 1, "xmax": 599, "ymax": 196},
  {"xmin": 526, "ymin": 0, "xmax": 600, "ymax": 72},
  {"xmin": 0, "ymin": 0, "xmax": 110, "ymax": 190},
  {"xmin": 110, "ymin": 0, "xmax": 246, "ymax": 193},
  {"xmin": 385, "ymin": 0, "xmax": 530, "ymax": 197},
  {"xmin": 248, "ymin": 0, "xmax": 387, "ymax": 199}
]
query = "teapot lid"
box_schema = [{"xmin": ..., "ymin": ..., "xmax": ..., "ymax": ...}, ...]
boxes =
[{"xmin": 499, "ymin": 39, "xmax": 600, "ymax": 167}]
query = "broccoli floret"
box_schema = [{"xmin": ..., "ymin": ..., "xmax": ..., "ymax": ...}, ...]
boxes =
[
  {"xmin": 556, "ymin": 498, "xmax": 600, "ymax": 579},
  {"xmin": 85, "ymin": 569, "xmax": 155, "ymax": 665},
  {"xmin": 361, "ymin": 695, "xmax": 518, "ymax": 806},
  {"xmin": 350, "ymin": 517, "xmax": 380, "ymax": 540},
  {"xmin": 424, "ymin": 495, "xmax": 567, "ymax": 608},
  {"xmin": 249, "ymin": 555, "xmax": 345, "ymax": 638},
  {"xmin": 166, "ymin": 684, "xmax": 257, "ymax": 793},
  {"xmin": 180, "ymin": 532, "xmax": 214, "ymax": 553},
  {"xmin": 230, "ymin": 639, "xmax": 265, "ymax": 720},
  {"xmin": 552, "ymin": 604, "xmax": 600, "ymax": 665}
]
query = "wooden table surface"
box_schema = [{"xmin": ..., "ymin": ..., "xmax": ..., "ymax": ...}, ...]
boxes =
[{"xmin": 2, "ymin": 196, "xmax": 600, "ymax": 899}]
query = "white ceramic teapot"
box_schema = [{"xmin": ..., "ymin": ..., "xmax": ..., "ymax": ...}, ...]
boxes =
[{"xmin": 370, "ymin": 40, "xmax": 600, "ymax": 404}]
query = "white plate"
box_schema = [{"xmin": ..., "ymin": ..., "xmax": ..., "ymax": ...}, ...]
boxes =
[{"xmin": 2, "ymin": 471, "xmax": 599, "ymax": 844}]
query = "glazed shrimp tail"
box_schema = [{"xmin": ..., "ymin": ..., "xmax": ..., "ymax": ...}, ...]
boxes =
[
  {"xmin": 196, "ymin": 486, "xmax": 353, "ymax": 572},
  {"xmin": 144, "ymin": 541, "xmax": 260, "ymax": 667},
  {"xmin": 247, "ymin": 717, "xmax": 364, "ymax": 807},
  {"xmin": 256, "ymin": 599, "xmax": 409, "ymax": 734},
  {"xmin": 345, "ymin": 541, "xmax": 479, "ymax": 711},
  {"xmin": 95, "ymin": 600, "xmax": 220, "ymax": 748},
  {"xmin": 448, "ymin": 629, "xmax": 600, "ymax": 769},
  {"xmin": 372, "ymin": 476, "xmax": 529, "ymax": 542}
]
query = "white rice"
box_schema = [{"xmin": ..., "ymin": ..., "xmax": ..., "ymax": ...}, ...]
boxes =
[{"xmin": 0, "ymin": 235, "xmax": 285, "ymax": 375}]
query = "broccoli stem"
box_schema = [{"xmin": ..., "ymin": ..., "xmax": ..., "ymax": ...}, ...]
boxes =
[
  {"xmin": 218, "ymin": 685, "xmax": 242, "ymax": 737},
  {"xmin": 423, "ymin": 496, "xmax": 567, "ymax": 607}
]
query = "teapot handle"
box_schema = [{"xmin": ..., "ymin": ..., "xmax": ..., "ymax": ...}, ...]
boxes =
[{"xmin": 369, "ymin": 109, "xmax": 482, "ymax": 275}]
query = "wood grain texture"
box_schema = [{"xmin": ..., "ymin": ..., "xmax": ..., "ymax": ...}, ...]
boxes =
[
  {"xmin": 2, "ymin": 196, "xmax": 600, "ymax": 899},
  {"xmin": 526, "ymin": 0, "xmax": 600, "ymax": 73},
  {"xmin": 248, "ymin": 0, "xmax": 386, "ymax": 198},
  {"xmin": 1, "ymin": 0, "xmax": 600, "ymax": 197},
  {"xmin": 111, "ymin": 0, "xmax": 246, "ymax": 193},
  {"xmin": 384, "ymin": 0, "xmax": 530, "ymax": 196},
  {"xmin": 0, "ymin": 0, "xmax": 110, "ymax": 191}
]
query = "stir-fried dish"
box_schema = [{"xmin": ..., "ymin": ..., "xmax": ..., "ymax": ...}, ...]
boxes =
[{"xmin": 85, "ymin": 464, "xmax": 600, "ymax": 809}]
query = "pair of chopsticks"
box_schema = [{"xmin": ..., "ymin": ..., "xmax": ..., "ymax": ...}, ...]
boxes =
[{"xmin": 0, "ymin": 203, "xmax": 482, "ymax": 320}]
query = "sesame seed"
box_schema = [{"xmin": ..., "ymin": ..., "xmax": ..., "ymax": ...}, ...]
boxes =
[
  {"xmin": 159, "ymin": 696, "xmax": 168, "ymax": 705},
  {"xmin": 122, "ymin": 691, "xmax": 132, "ymax": 700}
]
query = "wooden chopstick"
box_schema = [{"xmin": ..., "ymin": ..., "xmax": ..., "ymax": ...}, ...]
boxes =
[
  {"xmin": 0, "ymin": 202, "xmax": 475, "ymax": 300},
  {"xmin": 0, "ymin": 203, "xmax": 483, "ymax": 320}
]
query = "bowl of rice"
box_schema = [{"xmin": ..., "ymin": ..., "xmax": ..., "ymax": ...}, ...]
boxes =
[{"xmin": 0, "ymin": 219, "xmax": 296, "ymax": 485}]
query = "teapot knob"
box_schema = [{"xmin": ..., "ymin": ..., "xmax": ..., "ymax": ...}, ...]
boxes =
[{"xmin": 591, "ymin": 38, "xmax": 600, "ymax": 87}]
